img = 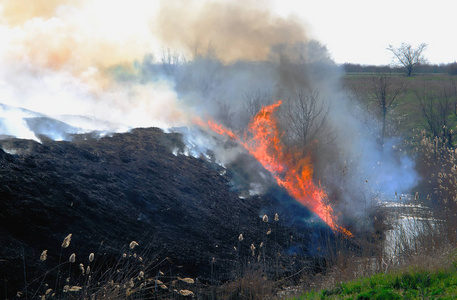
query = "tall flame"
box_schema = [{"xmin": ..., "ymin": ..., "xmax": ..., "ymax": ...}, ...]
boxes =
[{"xmin": 197, "ymin": 101, "xmax": 352, "ymax": 237}]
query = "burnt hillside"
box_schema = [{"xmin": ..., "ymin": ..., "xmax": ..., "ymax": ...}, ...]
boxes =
[{"xmin": 0, "ymin": 127, "xmax": 332, "ymax": 297}]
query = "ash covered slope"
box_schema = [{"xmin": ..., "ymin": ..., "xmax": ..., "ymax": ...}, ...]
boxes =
[{"xmin": 0, "ymin": 127, "xmax": 327, "ymax": 295}]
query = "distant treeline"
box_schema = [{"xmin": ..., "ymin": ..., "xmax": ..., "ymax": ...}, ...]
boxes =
[{"xmin": 342, "ymin": 62, "xmax": 457, "ymax": 75}]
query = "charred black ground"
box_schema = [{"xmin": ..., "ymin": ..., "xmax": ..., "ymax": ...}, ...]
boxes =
[{"xmin": 0, "ymin": 127, "xmax": 337, "ymax": 297}]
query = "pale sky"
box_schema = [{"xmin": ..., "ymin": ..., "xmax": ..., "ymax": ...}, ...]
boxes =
[
  {"xmin": 273, "ymin": 0, "xmax": 457, "ymax": 65},
  {"xmin": 0, "ymin": 0, "xmax": 454, "ymax": 67}
]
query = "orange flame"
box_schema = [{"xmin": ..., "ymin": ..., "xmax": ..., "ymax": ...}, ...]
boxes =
[
  {"xmin": 194, "ymin": 117, "xmax": 238, "ymax": 140},
  {"xmin": 196, "ymin": 101, "xmax": 352, "ymax": 237}
]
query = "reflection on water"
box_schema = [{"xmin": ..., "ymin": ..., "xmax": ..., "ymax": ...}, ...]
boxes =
[{"xmin": 381, "ymin": 196, "xmax": 439, "ymax": 258}]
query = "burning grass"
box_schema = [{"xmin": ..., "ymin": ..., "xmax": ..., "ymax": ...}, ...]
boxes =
[
  {"xmin": 8, "ymin": 127, "xmax": 457, "ymax": 299},
  {"xmin": 6, "ymin": 93, "xmax": 457, "ymax": 299},
  {"xmin": 196, "ymin": 101, "xmax": 352, "ymax": 237},
  {"xmin": 0, "ymin": 127, "xmax": 348, "ymax": 299}
]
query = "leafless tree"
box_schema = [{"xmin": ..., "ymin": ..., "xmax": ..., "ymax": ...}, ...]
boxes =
[
  {"xmin": 232, "ymin": 90, "xmax": 273, "ymax": 131},
  {"xmin": 371, "ymin": 73, "xmax": 405, "ymax": 142},
  {"xmin": 387, "ymin": 43, "xmax": 427, "ymax": 77},
  {"xmin": 187, "ymin": 40, "xmax": 217, "ymax": 61},
  {"xmin": 280, "ymin": 89, "xmax": 331, "ymax": 149},
  {"xmin": 160, "ymin": 48, "xmax": 186, "ymax": 76},
  {"xmin": 242, "ymin": 90, "xmax": 273, "ymax": 118},
  {"xmin": 416, "ymin": 81, "xmax": 457, "ymax": 147}
]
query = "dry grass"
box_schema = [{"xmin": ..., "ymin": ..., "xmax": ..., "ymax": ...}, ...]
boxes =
[
  {"xmin": 16, "ymin": 238, "xmax": 197, "ymax": 300},
  {"xmin": 217, "ymin": 268, "xmax": 275, "ymax": 300}
]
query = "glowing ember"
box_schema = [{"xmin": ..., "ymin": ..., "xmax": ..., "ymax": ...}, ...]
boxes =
[{"xmin": 197, "ymin": 101, "xmax": 352, "ymax": 237}]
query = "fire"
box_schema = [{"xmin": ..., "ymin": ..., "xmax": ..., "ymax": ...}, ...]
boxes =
[
  {"xmin": 197, "ymin": 101, "xmax": 352, "ymax": 237},
  {"xmin": 194, "ymin": 118, "xmax": 237, "ymax": 140}
]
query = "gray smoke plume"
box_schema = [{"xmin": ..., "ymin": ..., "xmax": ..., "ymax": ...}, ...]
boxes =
[
  {"xmin": 0, "ymin": 0, "xmax": 418, "ymax": 222},
  {"xmin": 145, "ymin": 1, "xmax": 418, "ymax": 221},
  {"xmin": 135, "ymin": 44, "xmax": 417, "ymax": 222},
  {"xmin": 154, "ymin": 0, "xmax": 308, "ymax": 63}
]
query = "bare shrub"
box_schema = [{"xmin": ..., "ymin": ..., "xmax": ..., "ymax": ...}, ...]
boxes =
[{"xmin": 278, "ymin": 88, "xmax": 333, "ymax": 151}]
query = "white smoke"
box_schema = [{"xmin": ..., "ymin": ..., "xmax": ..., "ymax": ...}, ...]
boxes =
[
  {"xmin": 0, "ymin": 0, "xmax": 419, "ymax": 222},
  {"xmin": 0, "ymin": 60, "xmax": 188, "ymax": 141},
  {"xmin": 0, "ymin": 0, "xmax": 189, "ymax": 142}
]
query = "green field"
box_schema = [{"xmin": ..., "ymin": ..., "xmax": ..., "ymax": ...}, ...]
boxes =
[
  {"xmin": 295, "ymin": 265, "xmax": 457, "ymax": 299},
  {"xmin": 342, "ymin": 73, "xmax": 457, "ymax": 146}
]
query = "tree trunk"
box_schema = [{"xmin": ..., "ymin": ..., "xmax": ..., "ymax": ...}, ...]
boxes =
[
  {"xmin": 407, "ymin": 65, "xmax": 413, "ymax": 77},
  {"xmin": 382, "ymin": 107, "xmax": 387, "ymax": 143}
]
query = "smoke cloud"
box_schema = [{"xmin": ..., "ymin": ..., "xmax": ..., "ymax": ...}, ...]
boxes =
[
  {"xmin": 0, "ymin": 0, "xmax": 187, "ymax": 138},
  {"xmin": 0, "ymin": 0, "xmax": 80, "ymax": 26},
  {"xmin": 155, "ymin": 0, "xmax": 307, "ymax": 62},
  {"xmin": 0, "ymin": 0, "xmax": 159, "ymax": 72},
  {"xmin": 0, "ymin": 0, "xmax": 418, "ymax": 223}
]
